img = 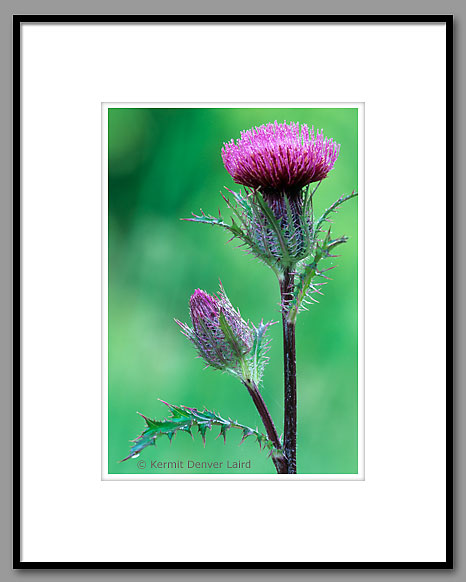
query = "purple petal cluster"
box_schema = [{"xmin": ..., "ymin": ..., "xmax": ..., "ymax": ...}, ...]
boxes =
[
  {"xmin": 176, "ymin": 288, "xmax": 252, "ymax": 371},
  {"xmin": 221, "ymin": 121, "xmax": 340, "ymax": 195}
]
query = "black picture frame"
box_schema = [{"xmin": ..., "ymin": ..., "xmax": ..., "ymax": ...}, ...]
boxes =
[{"xmin": 13, "ymin": 14, "xmax": 453, "ymax": 570}]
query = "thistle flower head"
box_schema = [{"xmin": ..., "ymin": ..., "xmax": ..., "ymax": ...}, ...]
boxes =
[
  {"xmin": 176, "ymin": 287, "xmax": 253, "ymax": 372},
  {"xmin": 187, "ymin": 122, "xmax": 348, "ymax": 274},
  {"xmin": 221, "ymin": 121, "xmax": 340, "ymax": 197}
]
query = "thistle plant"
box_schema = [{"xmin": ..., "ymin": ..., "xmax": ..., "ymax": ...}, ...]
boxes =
[{"xmin": 123, "ymin": 120, "xmax": 357, "ymax": 475}]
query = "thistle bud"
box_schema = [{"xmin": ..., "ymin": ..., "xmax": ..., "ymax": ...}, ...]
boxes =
[{"xmin": 176, "ymin": 287, "xmax": 253, "ymax": 373}]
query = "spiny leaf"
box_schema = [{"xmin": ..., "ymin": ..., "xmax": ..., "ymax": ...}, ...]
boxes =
[
  {"xmin": 247, "ymin": 320, "xmax": 276, "ymax": 386},
  {"xmin": 287, "ymin": 228, "xmax": 351, "ymax": 323},
  {"xmin": 314, "ymin": 191, "xmax": 358, "ymax": 237},
  {"xmin": 223, "ymin": 191, "xmax": 283, "ymax": 274},
  {"xmin": 183, "ymin": 212, "xmax": 232, "ymax": 230},
  {"xmin": 121, "ymin": 401, "xmax": 283, "ymax": 462},
  {"xmin": 218, "ymin": 310, "xmax": 245, "ymax": 361},
  {"xmin": 283, "ymin": 190, "xmax": 357, "ymax": 321},
  {"xmin": 184, "ymin": 201, "xmax": 280, "ymax": 276}
]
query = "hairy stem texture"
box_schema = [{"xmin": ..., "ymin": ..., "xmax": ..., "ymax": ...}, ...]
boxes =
[
  {"xmin": 280, "ymin": 269, "xmax": 297, "ymax": 474},
  {"xmin": 243, "ymin": 380, "xmax": 288, "ymax": 474}
]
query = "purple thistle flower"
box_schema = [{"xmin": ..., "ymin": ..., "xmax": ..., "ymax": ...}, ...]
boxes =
[
  {"xmin": 176, "ymin": 287, "xmax": 253, "ymax": 372},
  {"xmin": 221, "ymin": 121, "xmax": 340, "ymax": 197},
  {"xmin": 219, "ymin": 122, "xmax": 340, "ymax": 268}
]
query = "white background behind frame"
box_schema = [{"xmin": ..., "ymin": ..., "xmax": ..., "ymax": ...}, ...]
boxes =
[
  {"xmin": 101, "ymin": 101, "xmax": 365, "ymax": 482},
  {"xmin": 21, "ymin": 23, "xmax": 446, "ymax": 562}
]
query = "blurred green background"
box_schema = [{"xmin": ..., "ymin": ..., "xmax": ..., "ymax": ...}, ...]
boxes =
[{"xmin": 108, "ymin": 107, "xmax": 358, "ymax": 475}]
